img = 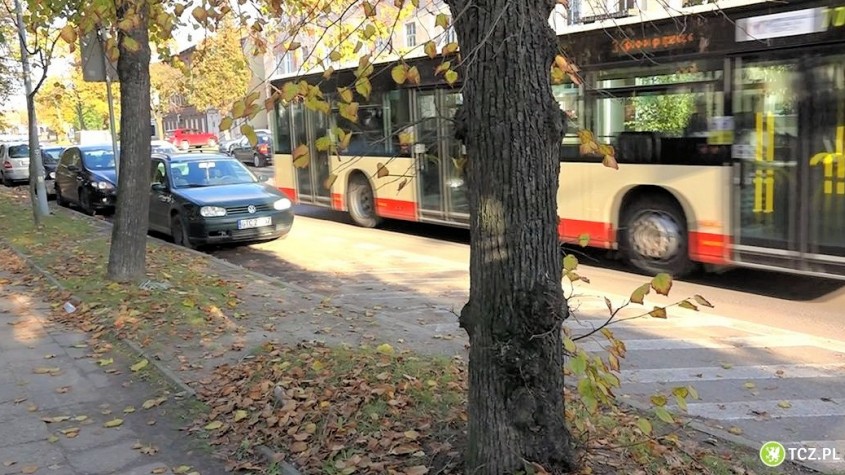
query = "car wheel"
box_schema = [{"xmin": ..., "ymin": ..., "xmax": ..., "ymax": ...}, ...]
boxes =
[
  {"xmin": 79, "ymin": 188, "xmax": 94, "ymax": 215},
  {"xmin": 55, "ymin": 185, "xmax": 68, "ymax": 207},
  {"xmin": 170, "ymin": 214, "xmax": 195, "ymax": 249},
  {"xmin": 253, "ymin": 153, "xmax": 266, "ymax": 168},
  {"xmin": 347, "ymin": 175, "xmax": 382, "ymax": 228},
  {"xmin": 620, "ymin": 195, "xmax": 696, "ymax": 278},
  {"xmin": 2, "ymin": 172, "xmax": 11, "ymax": 187},
  {"xmin": 180, "ymin": 140, "xmax": 190, "ymax": 151}
]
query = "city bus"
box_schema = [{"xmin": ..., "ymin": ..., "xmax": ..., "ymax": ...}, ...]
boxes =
[{"xmin": 269, "ymin": 0, "xmax": 845, "ymax": 279}]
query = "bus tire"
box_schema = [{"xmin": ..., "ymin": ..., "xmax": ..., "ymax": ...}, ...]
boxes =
[
  {"xmin": 620, "ymin": 195, "xmax": 695, "ymax": 278},
  {"xmin": 347, "ymin": 176, "xmax": 382, "ymax": 228}
]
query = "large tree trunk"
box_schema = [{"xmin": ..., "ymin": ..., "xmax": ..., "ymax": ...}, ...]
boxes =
[
  {"xmin": 107, "ymin": 0, "xmax": 152, "ymax": 282},
  {"xmin": 449, "ymin": 0, "xmax": 577, "ymax": 473}
]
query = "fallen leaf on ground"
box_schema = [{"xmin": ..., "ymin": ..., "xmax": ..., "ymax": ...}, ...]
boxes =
[
  {"xmin": 204, "ymin": 420, "xmax": 223, "ymax": 430},
  {"xmin": 728, "ymin": 426, "xmax": 743, "ymax": 435},
  {"xmin": 130, "ymin": 359, "xmax": 149, "ymax": 372},
  {"xmin": 172, "ymin": 466, "xmax": 192, "ymax": 474},
  {"xmin": 151, "ymin": 468, "xmax": 167, "ymax": 474},
  {"xmin": 142, "ymin": 397, "xmax": 167, "ymax": 409},
  {"xmin": 2, "ymin": 460, "xmax": 15, "ymax": 467},
  {"xmin": 103, "ymin": 418, "xmax": 123, "ymax": 428},
  {"xmin": 33, "ymin": 367, "xmax": 60, "ymax": 375},
  {"xmin": 778, "ymin": 400, "xmax": 792, "ymax": 409},
  {"xmin": 97, "ymin": 358, "xmax": 113, "ymax": 366},
  {"xmin": 21, "ymin": 465, "xmax": 38, "ymax": 474},
  {"xmin": 123, "ymin": 406, "xmax": 136, "ymax": 414}
]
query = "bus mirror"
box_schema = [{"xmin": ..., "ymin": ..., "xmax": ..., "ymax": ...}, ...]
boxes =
[
  {"xmin": 414, "ymin": 143, "xmax": 427, "ymax": 154},
  {"xmin": 461, "ymin": 144, "xmax": 467, "ymax": 155}
]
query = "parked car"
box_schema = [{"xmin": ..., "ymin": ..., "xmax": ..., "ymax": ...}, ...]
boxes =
[
  {"xmin": 1, "ymin": 142, "xmax": 30, "ymax": 186},
  {"xmin": 55, "ymin": 145, "xmax": 117, "ymax": 215},
  {"xmin": 151, "ymin": 139, "xmax": 179, "ymax": 154},
  {"xmin": 231, "ymin": 131, "xmax": 274, "ymax": 167},
  {"xmin": 148, "ymin": 153, "xmax": 293, "ymax": 248},
  {"xmin": 41, "ymin": 146, "xmax": 65, "ymax": 197},
  {"xmin": 218, "ymin": 137, "xmax": 240, "ymax": 155},
  {"xmin": 167, "ymin": 128, "xmax": 218, "ymax": 151}
]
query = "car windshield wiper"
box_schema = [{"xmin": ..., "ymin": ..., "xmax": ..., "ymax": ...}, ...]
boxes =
[{"xmin": 185, "ymin": 183, "xmax": 212, "ymax": 188}]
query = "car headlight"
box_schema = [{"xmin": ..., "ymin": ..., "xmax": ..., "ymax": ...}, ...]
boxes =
[
  {"xmin": 200, "ymin": 206, "xmax": 227, "ymax": 217},
  {"xmin": 94, "ymin": 181, "xmax": 114, "ymax": 190},
  {"xmin": 273, "ymin": 198, "xmax": 292, "ymax": 211},
  {"xmin": 47, "ymin": 172, "xmax": 55, "ymax": 179}
]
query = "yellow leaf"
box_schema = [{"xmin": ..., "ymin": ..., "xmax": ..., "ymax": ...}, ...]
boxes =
[
  {"xmin": 47, "ymin": 434, "xmax": 59, "ymax": 443},
  {"xmin": 311, "ymin": 360, "xmax": 325, "ymax": 372},
  {"xmin": 97, "ymin": 358, "xmax": 113, "ymax": 367},
  {"xmin": 435, "ymin": 61, "xmax": 451, "ymax": 75},
  {"xmin": 172, "ymin": 466, "xmax": 192, "ymax": 474},
  {"xmin": 435, "ymin": 13, "xmax": 450, "ymax": 29},
  {"xmin": 355, "ymin": 77, "xmax": 372, "ymax": 100},
  {"xmin": 33, "ymin": 367, "xmax": 60, "ymax": 375},
  {"xmin": 59, "ymin": 25, "xmax": 77, "ymax": 44},
  {"xmin": 406, "ymin": 66, "xmax": 421, "ymax": 85},
  {"xmin": 637, "ymin": 417, "xmax": 652, "ymax": 435},
  {"xmin": 442, "ymin": 42, "xmax": 459, "ymax": 55},
  {"xmin": 123, "ymin": 406, "xmax": 136, "ymax": 414},
  {"xmin": 191, "ymin": 6, "xmax": 207, "ymax": 23},
  {"xmin": 103, "ymin": 418, "xmax": 124, "ymax": 428},
  {"xmin": 404, "ymin": 430, "xmax": 420, "ymax": 440},
  {"xmin": 744, "ymin": 382, "xmax": 756, "ymax": 390},
  {"xmin": 232, "ymin": 100, "xmax": 246, "ymax": 118},
  {"xmin": 21, "ymin": 466, "xmax": 38, "ymax": 474},
  {"xmin": 338, "ymin": 87, "xmax": 353, "ymax": 104},
  {"xmin": 444, "ymin": 70, "xmax": 458, "ymax": 86},
  {"xmin": 204, "ymin": 420, "xmax": 223, "ymax": 430},
  {"xmin": 329, "ymin": 50, "xmax": 341, "ymax": 62},
  {"xmin": 219, "ymin": 117, "xmax": 233, "ymax": 132},
  {"xmin": 778, "ymin": 400, "xmax": 792, "ymax": 409},
  {"xmin": 391, "ymin": 64, "xmax": 407, "ymax": 85},
  {"xmin": 376, "ymin": 343, "xmax": 394, "ymax": 355},
  {"xmin": 131, "ymin": 359, "xmax": 149, "ymax": 372},
  {"xmin": 602, "ymin": 154, "xmax": 619, "ymax": 170},
  {"xmin": 233, "ymin": 410, "xmax": 248, "ymax": 422},
  {"xmin": 424, "ymin": 41, "xmax": 437, "ymax": 59},
  {"xmin": 728, "ymin": 426, "xmax": 743, "ymax": 435}
]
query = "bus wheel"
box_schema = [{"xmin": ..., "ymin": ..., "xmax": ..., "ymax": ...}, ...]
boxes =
[
  {"xmin": 347, "ymin": 176, "xmax": 382, "ymax": 228},
  {"xmin": 621, "ymin": 196, "xmax": 695, "ymax": 277}
]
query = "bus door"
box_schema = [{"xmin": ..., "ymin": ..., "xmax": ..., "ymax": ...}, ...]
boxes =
[
  {"xmin": 291, "ymin": 101, "xmax": 331, "ymax": 205},
  {"xmin": 731, "ymin": 58, "xmax": 801, "ymax": 269},
  {"xmin": 413, "ymin": 89, "xmax": 469, "ymax": 224}
]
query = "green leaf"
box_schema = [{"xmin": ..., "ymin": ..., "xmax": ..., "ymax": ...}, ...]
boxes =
[
  {"xmin": 241, "ymin": 124, "xmax": 257, "ymax": 146},
  {"xmin": 630, "ymin": 283, "xmax": 650, "ymax": 304},
  {"xmin": 329, "ymin": 50, "xmax": 342, "ymax": 62},
  {"xmin": 292, "ymin": 144, "xmax": 310, "ymax": 168},
  {"xmin": 563, "ymin": 337, "xmax": 576, "ymax": 354},
  {"xmin": 355, "ymin": 77, "xmax": 372, "ymax": 99},
  {"xmin": 435, "ymin": 13, "xmax": 450, "ymax": 29},
  {"xmin": 654, "ymin": 406, "xmax": 674, "ymax": 424},
  {"xmin": 568, "ymin": 352, "xmax": 587, "ymax": 376},
  {"xmin": 649, "ymin": 394, "xmax": 667, "ymax": 407},
  {"xmin": 637, "ymin": 417, "xmax": 653, "ymax": 435},
  {"xmin": 315, "ymin": 135, "xmax": 332, "ymax": 152},
  {"xmin": 233, "ymin": 410, "xmax": 248, "ymax": 422},
  {"xmin": 578, "ymin": 233, "xmax": 590, "ymax": 247},
  {"xmin": 687, "ymin": 385, "xmax": 699, "ymax": 400},
  {"xmin": 674, "ymin": 394, "xmax": 688, "ymax": 411},
  {"xmin": 122, "ymin": 36, "xmax": 140, "ymax": 53},
  {"xmin": 648, "ymin": 306, "xmax": 667, "ymax": 319},
  {"xmin": 577, "ymin": 378, "xmax": 597, "ymax": 413},
  {"xmin": 671, "ymin": 387, "xmax": 689, "ymax": 399},
  {"xmin": 651, "ymin": 273, "xmax": 673, "ymax": 296},
  {"xmin": 103, "ymin": 418, "xmax": 124, "ymax": 428},
  {"xmin": 130, "ymin": 359, "xmax": 148, "ymax": 372},
  {"xmin": 678, "ymin": 300, "xmax": 698, "ymax": 311},
  {"xmin": 204, "ymin": 420, "xmax": 223, "ymax": 430},
  {"xmin": 391, "ymin": 64, "xmax": 407, "ymax": 85},
  {"xmin": 218, "ymin": 117, "xmax": 233, "ymax": 132},
  {"xmin": 444, "ymin": 70, "xmax": 458, "ymax": 86},
  {"xmin": 563, "ymin": 254, "xmax": 578, "ymax": 272},
  {"xmin": 337, "ymin": 87, "xmax": 353, "ymax": 104},
  {"xmin": 693, "ymin": 294, "xmax": 714, "ymax": 308}
]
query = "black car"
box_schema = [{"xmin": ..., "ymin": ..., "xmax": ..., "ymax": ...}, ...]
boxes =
[
  {"xmin": 41, "ymin": 146, "xmax": 64, "ymax": 197},
  {"xmin": 148, "ymin": 153, "xmax": 294, "ymax": 248},
  {"xmin": 231, "ymin": 131, "xmax": 273, "ymax": 168},
  {"xmin": 55, "ymin": 145, "xmax": 117, "ymax": 214}
]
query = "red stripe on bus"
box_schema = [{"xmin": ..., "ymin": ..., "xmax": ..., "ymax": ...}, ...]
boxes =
[
  {"xmin": 376, "ymin": 198, "xmax": 418, "ymax": 221},
  {"xmin": 279, "ymin": 187, "xmax": 298, "ymax": 203},
  {"xmin": 331, "ymin": 193, "xmax": 344, "ymax": 211},
  {"xmin": 558, "ymin": 218, "xmax": 614, "ymax": 247},
  {"xmin": 689, "ymin": 231, "xmax": 730, "ymax": 265}
]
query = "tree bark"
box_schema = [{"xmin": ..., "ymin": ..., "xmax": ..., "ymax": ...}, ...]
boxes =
[
  {"xmin": 107, "ymin": 0, "xmax": 152, "ymax": 282},
  {"xmin": 448, "ymin": 0, "xmax": 577, "ymax": 473}
]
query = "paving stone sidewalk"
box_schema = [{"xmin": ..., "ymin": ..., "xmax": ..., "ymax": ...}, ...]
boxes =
[{"xmin": 0, "ymin": 268, "xmax": 225, "ymax": 475}]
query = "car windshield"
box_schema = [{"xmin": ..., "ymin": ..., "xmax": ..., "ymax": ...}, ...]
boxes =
[
  {"xmin": 152, "ymin": 143, "xmax": 177, "ymax": 153},
  {"xmin": 9, "ymin": 145, "xmax": 28, "ymax": 158},
  {"xmin": 42, "ymin": 148, "xmax": 63, "ymax": 163},
  {"xmin": 169, "ymin": 159, "xmax": 257, "ymax": 188},
  {"xmin": 82, "ymin": 150, "xmax": 116, "ymax": 170}
]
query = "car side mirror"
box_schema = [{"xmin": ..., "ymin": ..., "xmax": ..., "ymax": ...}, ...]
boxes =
[
  {"xmin": 151, "ymin": 183, "xmax": 166, "ymax": 192},
  {"xmin": 257, "ymin": 175, "xmax": 269, "ymax": 183}
]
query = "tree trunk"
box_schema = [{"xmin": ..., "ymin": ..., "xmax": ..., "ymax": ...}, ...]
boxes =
[
  {"xmin": 448, "ymin": 0, "xmax": 577, "ymax": 473},
  {"xmin": 13, "ymin": 0, "xmax": 49, "ymax": 225},
  {"xmin": 107, "ymin": 0, "xmax": 152, "ymax": 282}
]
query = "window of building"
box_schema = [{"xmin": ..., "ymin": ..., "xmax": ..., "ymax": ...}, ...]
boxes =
[
  {"xmin": 405, "ymin": 22, "xmax": 417, "ymax": 48},
  {"xmin": 278, "ymin": 52, "xmax": 295, "ymax": 74}
]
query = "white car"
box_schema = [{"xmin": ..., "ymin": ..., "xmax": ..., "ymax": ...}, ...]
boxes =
[{"xmin": 152, "ymin": 140, "xmax": 179, "ymax": 154}]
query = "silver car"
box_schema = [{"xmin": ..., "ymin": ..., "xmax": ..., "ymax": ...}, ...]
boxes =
[{"xmin": 1, "ymin": 143, "xmax": 30, "ymax": 186}]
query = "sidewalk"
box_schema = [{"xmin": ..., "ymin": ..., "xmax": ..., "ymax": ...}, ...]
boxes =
[{"xmin": 0, "ymin": 264, "xmax": 225, "ymax": 475}]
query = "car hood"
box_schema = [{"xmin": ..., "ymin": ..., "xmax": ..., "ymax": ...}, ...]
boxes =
[
  {"xmin": 175, "ymin": 183, "xmax": 283, "ymax": 206},
  {"xmin": 90, "ymin": 170, "xmax": 117, "ymax": 184}
]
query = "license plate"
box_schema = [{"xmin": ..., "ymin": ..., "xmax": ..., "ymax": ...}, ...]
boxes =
[{"xmin": 237, "ymin": 216, "xmax": 272, "ymax": 230}]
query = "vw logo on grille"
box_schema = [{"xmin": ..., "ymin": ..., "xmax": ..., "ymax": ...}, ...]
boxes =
[{"xmin": 247, "ymin": 205, "xmax": 256, "ymax": 214}]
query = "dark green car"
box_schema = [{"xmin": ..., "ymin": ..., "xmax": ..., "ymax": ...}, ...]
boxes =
[{"xmin": 148, "ymin": 153, "xmax": 294, "ymax": 248}]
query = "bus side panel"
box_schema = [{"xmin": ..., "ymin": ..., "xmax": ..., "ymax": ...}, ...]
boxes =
[
  {"xmin": 331, "ymin": 155, "xmax": 420, "ymax": 221},
  {"xmin": 274, "ymin": 153, "xmax": 298, "ymax": 202},
  {"xmin": 558, "ymin": 163, "xmax": 732, "ymax": 265}
]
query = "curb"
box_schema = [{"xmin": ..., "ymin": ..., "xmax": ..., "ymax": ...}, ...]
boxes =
[
  {"xmin": 0, "ymin": 238, "xmax": 197, "ymax": 399},
  {"xmin": 620, "ymin": 396, "xmax": 828, "ymax": 474}
]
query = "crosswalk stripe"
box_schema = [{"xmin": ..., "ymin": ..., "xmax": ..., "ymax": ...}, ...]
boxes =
[
  {"xmin": 686, "ymin": 397, "xmax": 845, "ymax": 420},
  {"xmin": 578, "ymin": 335, "xmax": 821, "ymax": 352},
  {"xmin": 620, "ymin": 363, "xmax": 845, "ymax": 383}
]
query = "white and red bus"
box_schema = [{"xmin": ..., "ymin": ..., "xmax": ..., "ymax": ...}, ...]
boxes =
[{"xmin": 269, "ymin": 0, "xmax": 845, "ymax": 279}]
